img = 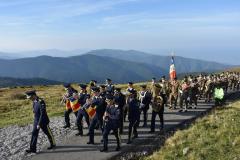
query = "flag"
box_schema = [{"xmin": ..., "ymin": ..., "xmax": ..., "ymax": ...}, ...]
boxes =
[
  {"xmin": 69, "ymin": 97, "xmax": 81, "ymax": 112},
  {"xmin": 86, "ymin": 106, "xmax": 96, "ymax": 119},
  {"xmin": 169, "ymin": 56, "xmax": 177, "ymax": 80}
]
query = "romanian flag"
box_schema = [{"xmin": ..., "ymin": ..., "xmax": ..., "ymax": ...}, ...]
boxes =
[
  {"xmin": 69, "ymin": 97, "xmax": 81, "ymax": 112},
  {"xmin": 86, "ymin": 106, "xmax": 96, "ymax": 119},
  {"xmin": 169, "ymin": 56, "xmax": 177, "ymax": 80},
  {"xmin": 65, "ymin": 99, "xmax": 72, "ymax": 110}
]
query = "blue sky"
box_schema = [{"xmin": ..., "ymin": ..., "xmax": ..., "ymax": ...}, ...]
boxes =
[{"xmin": 0, "ymin": 0, "xmax": 240, "ymax": 64}]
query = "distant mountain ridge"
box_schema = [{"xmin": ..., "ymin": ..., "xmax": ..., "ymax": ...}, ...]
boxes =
[
  {"xmin": 0, "ymin": 77, "xmax": 62, "ymax": 88},
  {"xmin": 87, "ymin": 49, "xmax": 232, "ymax": 73},
  {"xmin": 0, "ymin": 49, "xmax": 233, "ymax": 83}
]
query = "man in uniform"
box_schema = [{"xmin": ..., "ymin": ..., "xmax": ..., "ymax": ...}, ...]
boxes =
[
  {"xmin": 189, "ymin": 78, "xmax": 199, "ymax": 109},
  {"xmin": 61, "ymin": 83, "xmax": 78, "ymax": 128},
  {"xmin": 114, "ymin": 88, "xmax": 126, "ymax": 134},
  {"xmin": 139, "ymin": 84, "xmax": 152, "ymax": 127},
  {"xmin": 126, "ymin": 89, "xmax": 140, "ymax": 144},
  {"xmin": 105, "ymin": 78, "xmax": 115, "ymax": 95},
  {"xmin": 179, "ymin": 77, "xmax": 190, "ymax": 112},
  {"xmin": 75, "ymin": 84, "xmax": 90, "ymax": 136},
  {"xmin": 86, "ymin": 87, "xmax": 106, "ymax": 144},
  {"xmin": 25, "ymin": 90, "xmax": 56, "ymax": 153},
  {"xmin": 159, "ymin": 76, "xmax": 169, "ymax": 108},
  {"xmin": 124, "ymin": 82, "xmax": 136, "ymax": 122},
  {"xmin": 169, "ymin": 77, "xmax": 179, "ymax": 109},
  {"xmin": 100, "ymin": 95, "xmax": 121, "ymax": 152}
]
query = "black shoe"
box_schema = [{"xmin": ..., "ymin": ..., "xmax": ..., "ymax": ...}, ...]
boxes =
[
  {"xmin": 63, "ymin": 125, "xmax": 70, "ymax": 128},
  {"xmin": 75, "ymin": 132, "xmax": 83, "ymax": 136},
  {"xmin": 133, "ymin": 134, "xmax": 138, "ymax": 139},
  {"xmin": 100, "ymin": 148, "xmax": 108, "ymax": 152},
  {"xmin": 148, "ymin": 130, "xmax": 155, "ymax": 133},
  {"xmin": 87, "ymin": 141, "xmax": 94, "ymax": 145},
  {"xmin": 142, "ymin": 123, "xmax": 147, "ymax": 127},
  {"xmin": 47, "ymin": 145, "xmax": 56, "ymax": 150},
  {"xmin": 179, "ymin": 109, "xmax": 183, "ymax": 112},
  {"xmin": 115, "ymin": 146, "xmax": 121, "ymax": 151},
  {"xmin": 25, "ymin": 149, "xmax": 36, "ymax": 154},
  {"xmin": 127, "ymin": 140, "xmax": 132, "ymax": 144}
]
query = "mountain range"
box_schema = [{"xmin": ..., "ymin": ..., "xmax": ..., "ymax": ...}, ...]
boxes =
[{"xmin": 0, "ymin": 49, "xmax": 233, "ymax": 83}]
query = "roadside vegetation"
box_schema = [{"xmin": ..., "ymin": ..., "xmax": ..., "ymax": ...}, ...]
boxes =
[{"xmin": 145, "ymin": 101, "xmax": 240, "ymax": 160}]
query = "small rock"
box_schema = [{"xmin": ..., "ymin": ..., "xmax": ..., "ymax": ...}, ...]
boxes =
[{"xmin": 183, "ymin": 147, "xmax": 189, "ymax": 155}]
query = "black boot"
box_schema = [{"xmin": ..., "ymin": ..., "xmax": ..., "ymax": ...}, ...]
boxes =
[
  {"xmin": 47, "ymin": 144, "xmax": 56, "ymax": 150},
  {"xmin": 25, "ymin": 149, "xmax": 36, "ymax": 153}
]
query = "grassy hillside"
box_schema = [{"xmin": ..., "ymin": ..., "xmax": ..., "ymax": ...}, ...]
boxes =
[
  {"xmin": 0, "ymin": 83, "xmax": 146, "ymax": 128},
  {"xmin": 145, "ymin": 101, "xmax": 240, "ymax": 160}
]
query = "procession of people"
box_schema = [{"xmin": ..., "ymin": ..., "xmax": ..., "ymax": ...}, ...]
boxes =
[{"xmin": 24, "ymin": 70, "xmax": 240, "ymax": 153}]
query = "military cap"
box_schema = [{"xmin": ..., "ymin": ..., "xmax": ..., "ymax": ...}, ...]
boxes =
[
  {"xmin": 63, "ymin": 83, "xmax": 71, "ymax": 88},
  {"xmin": 152, "ymin": 77, "xmax": 156, "ymax": 80},
  {"xmin": 128, "ymin": 82, "xmax": 133, "ymax": 85},
  {"xmin": 106, "ymin": 78, "xmax": 112, "ymax": 82},
  {"xmin": 140, "ymin": 84, "xmax": 147, "ymax": 88},
  {"xmin": 25, "ymin": 90, "xmax": 36, "ymax": 98},
  {"xmin": 79, "ymin": 84, "xmax": 87, "ymax": 89},
  {"xmin": 91, "ymin": 86, "xmax": 100, "ymax": 92},
  {"xmin": 106, "ymin": 94, "xmax": 114, "ymax": 100}
]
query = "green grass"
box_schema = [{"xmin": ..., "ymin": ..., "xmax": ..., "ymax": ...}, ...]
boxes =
[
  {"xmin": 145, "ymin": 101, "xmax": 240, "ymax": 160},
  {"xmin": 0, "ymin": 82, "xmax": 148, "ymax": 128}
]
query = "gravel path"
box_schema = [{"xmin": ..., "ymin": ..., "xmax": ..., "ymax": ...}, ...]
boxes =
[{"xmin": 0, "ymin": 115, "xmax": 78, "ymax": 160}]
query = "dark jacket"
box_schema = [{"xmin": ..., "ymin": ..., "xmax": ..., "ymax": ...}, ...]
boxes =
[{"xmin": 33, "ymin": 98, "xmax": 49, "ymax": 126}]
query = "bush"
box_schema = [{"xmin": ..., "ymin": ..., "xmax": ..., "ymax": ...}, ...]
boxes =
[{"xmin": 10, "ymin": 93, "xmax": 26, "ymax": 100}]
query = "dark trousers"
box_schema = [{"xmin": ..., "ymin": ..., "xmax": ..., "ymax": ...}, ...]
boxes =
[
  {"xmin": 89, "ymin": 115, "xmax": 103, "ymax": 143},
  {"xmin": 30, "ymin": 124, "xmax": 55, "ymax": 151},
  {"xmin": 103, "ymin": 123, "xmax": 120, "ymax": 149},
  {"xmin": 140, "ymin": 105, "xmax": 149, "ymax": 125},
  {"xmin": 180, "ymin": 92, "xmax": 189, "ymax": 109},
  {"xmin": 189, "ymin": 93, "xmax": 198, "ymax": 106},
  {"xmin": 76, "ymin": 109, "xmax": 90, "ymax": 134},
  {"xmin": 64, "ymin": 109, "xmax": 78, "ymax": 126},
  {"xmin": 150, "ymin": 107, "xmax": 164, "ymax": 131},
  {"xmin": 119, "ymin": 109, "xmax": 124, "ymax": 133},
  {"xmin": 128, "ymin": 115, "xmax": 140, "ymax": 141}
]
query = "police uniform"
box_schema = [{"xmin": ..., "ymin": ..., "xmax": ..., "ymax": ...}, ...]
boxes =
[
  {"xmin": 25, "ymin": 91, "xmax": 56, "ymax": 153},
  {"xmin": 86, "ymin": 87, "xmax": 106, "ymax": 144},
  {"xmin": 62, "ymin": 83, "xmax": 78, "ymax": 128},
  {"xmin": 75, "ymin": 84, "xmax": 90, "ymax": 136},
  {"xmin": 114, "ymin": 88, "xmax": 126, "ymax": 134},
  {"xmin": 127, "ymin": 89, "xmax": 140, "ymax": 144},
  {"xmin": 100, "ymin": 95, "xmax": 121, "ymax": 152}
]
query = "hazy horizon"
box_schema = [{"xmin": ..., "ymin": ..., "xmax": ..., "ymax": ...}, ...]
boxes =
[{"xmin": 0, "ymin": 0, "xmax": 239, "ymax": 65}]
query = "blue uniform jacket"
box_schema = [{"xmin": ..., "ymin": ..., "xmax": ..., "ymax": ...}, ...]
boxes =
[
  {"xmin": 127, "ymin": 98, "xmax": 140, "ymax": 121},
  {"xmin": 33, "ymin": 98, "xmax": 50, "ymax": 126},
  {"xmin": 105, "ymin": 105, "xmax": 120, "ymax": 128}
]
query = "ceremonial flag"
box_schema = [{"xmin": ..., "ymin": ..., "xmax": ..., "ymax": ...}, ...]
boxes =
[
  {"xmin": 86, "ymin": 106, "xmax": 96, "ymax": 119},
  {"xmin": 69, "ymin": 97, "xmax": 81, "ymax": 112},
  {"xmin": 169, "ymin": 56, "xmax": 177, "ymax": 80}
]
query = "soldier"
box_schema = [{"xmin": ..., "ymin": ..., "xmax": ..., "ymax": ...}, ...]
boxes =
[
  {"xmin": 86, "ymin": 87, "xmax": 106, "ymax": 144},
  {"xmin": 169, "ymin": 77, "xmax": 179, "ymax": 109},
  {"xmin": 204, "ymin": 76, "xmax": 214, "ymax": 102},
  {"xmin": 124, "ymin": 82, "xmax": 136, "ymax": 122},
  {"xmin": 189, "ymin": 78, "xmax": 199, "ymax": 109},
  {"xmin": 25, "ymin": 90, "xmax": 56, "ymax": 153},
  {"xmin": 105, "ymin": 78, "xmax": 115, "ymax": 95},
  {"xmin": 159, "ymin": 76, "xmax": 168, "ymax": 106},
  {"xmin": 61, "ymin": 83, "xmax": 78, "ymax": 128},
  {"xmin": 139, "ymin": 84, "xmax": 152, "ymax": 127},
  {"xmin": 179, "ymin": 77, "xmax": 190, "ymax": 112},
  {"xmin": 126, "ymin": 89, "xmax": 140, "ymax": 144},
  {"xmin": 75, "ymin": 84, "xmax": 90, "ymax": 136},
  {"xmin": 149, "ymin": 91, "xmax": 164, "ymax": 133},
  {"xmin": 100, "ymin": 95, "xmax": 121, "ymax": 152},
  {"xmin": 114, "ymin": 88, "xmax": 126, "ymax": 134}
]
